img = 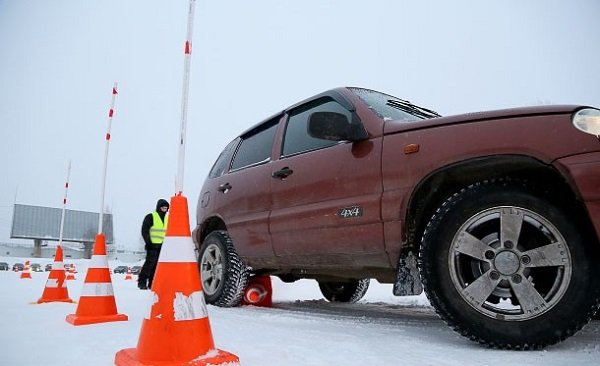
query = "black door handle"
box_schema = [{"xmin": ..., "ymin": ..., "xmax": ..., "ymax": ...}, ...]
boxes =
[
  {"xmin": 272, "ymin": 167, "xmax": 294, "ymax": 180},
  {"xmin": 217, "ymin": 182, "xmax": 232, "ymax": 192}
]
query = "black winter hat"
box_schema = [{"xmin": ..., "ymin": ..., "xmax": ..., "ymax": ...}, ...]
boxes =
[{"xmin": 156, "ymin": 199, "xmax": 170, "ymax": 211}]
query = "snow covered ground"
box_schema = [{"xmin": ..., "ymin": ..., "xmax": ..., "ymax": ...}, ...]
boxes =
[{"xmin": 1, "ymin": 256, "xmax": 599, "ymax": 365}]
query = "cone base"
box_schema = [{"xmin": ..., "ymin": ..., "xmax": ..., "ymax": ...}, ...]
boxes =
[
  {"xmin": 66, "ymin": 313, "xmax": 128, "ymax": 326},
  {"xmin": 115, "ymin": 347, "xmax": 240, "ymax": 366},
  {"xmin": 37, "ymin": 298, "xmax": 74, "ymax": 304}
]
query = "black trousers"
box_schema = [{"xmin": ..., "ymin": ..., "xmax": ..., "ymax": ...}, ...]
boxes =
[{"xmin": 139, "ymin": 245, "xmax": 161, "ymax": 287}]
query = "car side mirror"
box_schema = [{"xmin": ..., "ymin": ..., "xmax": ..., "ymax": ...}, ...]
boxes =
[{"xmin": 308, "ymin": 111, "xmax": 368, "ymax": 142}]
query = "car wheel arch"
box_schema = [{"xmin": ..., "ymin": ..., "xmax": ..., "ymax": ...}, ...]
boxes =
[
  {"xmin": 198, "ymin": 216, "xmax": 228, "ymax": 245},
  {"xmin": 401, "ymin": 154, "xmax": 585, "ymax": 262}
]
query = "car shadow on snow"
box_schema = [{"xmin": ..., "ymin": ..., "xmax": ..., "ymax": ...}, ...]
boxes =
[
  {"xmin": 275, "ymin": 299, "xmax": 439, "ymax": 324},
  {"xmin": 271, "ymin": 300, "xmax": 600, "ymax": 351}
]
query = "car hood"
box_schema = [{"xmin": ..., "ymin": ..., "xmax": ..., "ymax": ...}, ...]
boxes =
[{"xmin": 383, "ymin": 104, "xmax": 585, "ymax": 135}]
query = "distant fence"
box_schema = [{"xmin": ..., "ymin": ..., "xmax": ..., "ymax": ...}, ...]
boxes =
[
  {"xmin": 0, "ymin": 242, "xmax": 147, "ymax": 262},
  {"xmin": 0, "ymin": 241, "xmax": 84, "ymax": 259}
]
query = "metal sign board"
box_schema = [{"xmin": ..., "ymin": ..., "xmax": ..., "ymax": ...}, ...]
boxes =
[{"xmin": 10, "ymin": 204, "xmax": 114, "ymax": 243}]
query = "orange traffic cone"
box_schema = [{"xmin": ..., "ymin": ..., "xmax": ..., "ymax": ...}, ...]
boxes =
[
  {"xmin": 242, "ymin": 275, "xmax": 272, "ymax": 307},
  {"xmin": 124, "ymin": 267, "xmax": 133, "ymax": 280},
  {"xmin": 115, "ymin": 194, "xmax": 240, "ymax": 366},
  {"xmin": 20, "ymin": 260, "xmax": 32, "ymax": 279},
  {"xmin": 66, "ymin": 233, "xmax": 128, "ymax": 325},
  {"xmin": 37, "ymin": 246, "xmax": 74, "ymax": 303},
  {"xmin": 65, "ymin": 264, "xmax": 76, "ymax": 280}
]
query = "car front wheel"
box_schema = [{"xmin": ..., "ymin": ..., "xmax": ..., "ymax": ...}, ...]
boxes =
[
  {"xmin": 419, "ymin": 179, "xmax": 600, "ymax": 349},
  {"xmin": 198, "ymin": 230, "xmax": 249, "ymax": 307}
]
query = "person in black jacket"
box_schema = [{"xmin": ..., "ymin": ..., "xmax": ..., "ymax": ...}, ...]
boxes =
[{"xmin": 138, "ymin": 198, "xmax": 169, "ymax": 290}]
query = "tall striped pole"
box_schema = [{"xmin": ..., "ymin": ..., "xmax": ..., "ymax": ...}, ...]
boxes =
[
  {"xmin": 175, "ymin": 0, "xmax": 196, "ymax": 195},
  {"xmin": 99, "ymin": 82, "xmax": 118, "ymax": 234},
  {"xmin": 66, "ymin": 83, "xmax": 127, "ymax": 327},
  {"xmin": 115, "ymin": 2, "xmax": 239, "ymax": 361},
  {"xmin": 58, "ymin": 161, "xmax": 71, "ymax": 247}
]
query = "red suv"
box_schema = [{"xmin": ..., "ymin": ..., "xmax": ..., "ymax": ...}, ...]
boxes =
[{"xmin": 193, "ymin": 87, "xmax": 600, "ymax": 349}]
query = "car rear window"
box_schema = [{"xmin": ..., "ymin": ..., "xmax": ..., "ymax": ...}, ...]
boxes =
[
  {"xmin": 231, "ymin": 118, "xmax": 279, "ymax": 171},
  {"xmin": 208, "ymin": 138, "xmax": 239, "ymax": 178}
]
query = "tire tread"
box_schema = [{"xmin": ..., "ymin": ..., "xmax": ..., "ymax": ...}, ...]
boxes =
[{"xmin": 418, "ymin": 178, "xmax": 600, "ymax": 349}]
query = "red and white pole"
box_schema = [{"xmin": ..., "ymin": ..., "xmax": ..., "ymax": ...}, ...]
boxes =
[
  {"xmin": 175, "ymin": 0, "xmax": 196, "ymax": 195},
  {"xmin": 99, "ymin": 82, "xmax": 118, "ymax": 234},
  {"xmin": 58, "ymin": 161, "xmax": 71, "ymax": 247}
]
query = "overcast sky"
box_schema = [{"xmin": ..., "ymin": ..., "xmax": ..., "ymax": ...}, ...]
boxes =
[{"xmin": 1, "ymin": 0, "xmax": 599, "ymax": 250}]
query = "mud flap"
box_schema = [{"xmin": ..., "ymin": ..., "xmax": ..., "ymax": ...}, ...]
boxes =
[{"xmin": 393, "ymin": 251, "xmax": 423, "ymax": 296}]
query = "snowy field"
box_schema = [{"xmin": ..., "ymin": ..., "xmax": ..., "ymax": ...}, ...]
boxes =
[{"xmin": 1, "ymin": 256, "xmax": 599, "ymax": 366}]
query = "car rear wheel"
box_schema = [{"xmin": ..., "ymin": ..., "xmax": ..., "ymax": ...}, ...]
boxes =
[
  {"xmin": 318, "ymin": 278, "xmax": 370, "ymax": 303},
  {"xmin": 419, "ymin": 179, "xmax": 600, "ymax": 349},
  {"xmin": 198, "ymin": 230, "xmax": 249, "ymax": 307}
]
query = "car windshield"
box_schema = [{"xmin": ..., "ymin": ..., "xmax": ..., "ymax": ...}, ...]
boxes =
[{"xmin": 349, "ymin": 87, "xmax": 441, "ymax": 121}]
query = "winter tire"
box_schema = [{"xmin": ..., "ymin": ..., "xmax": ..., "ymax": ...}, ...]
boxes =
[
  {"xmin": 419, "ymin": 179, "xmax": 600, "ymax": 349},
  {"xmin": 198, "ymin": 230, "xmax": 249, "ymax": 307},
  {"xmin": 318, "ymin": 278, "xmax": 370, "ymax": 303}
]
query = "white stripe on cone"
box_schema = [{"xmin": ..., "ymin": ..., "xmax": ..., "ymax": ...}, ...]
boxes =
[
  {"xmin": 158, "ymin": 236, "xmax": 197, "ymax": 263},
  {"xmin": 45, "ymin": 279, "xmax": 61, "ymax": 288},
  {"xmin": 145, "ymin": 290, "xmax": 208, "ymax": 321},
  {"xmin": 89, "ymin": 255, "xmax": 109, "ymax": 268},
  {"xmin": 174, "ymin": 291, "xmax": 208, "ymax": 321},
  {"xmin": 144, "ymin": 291, "xmax": 159, "ymax": 320},
  {"xmin": 80, "ymin": 283, "xmax": 115, "ymax": 296}
]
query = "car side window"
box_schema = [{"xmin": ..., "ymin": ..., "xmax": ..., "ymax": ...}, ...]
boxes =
[
  {"xmin": 208, "ymin": 138, "xmax": 239, "ymax": 178},
  {"xmin": 282, "ymin": 99, "xmax": 351, "ymax": 157},
  {"xmin": 231, "ymin": 119, "xmax": 279, "ymax": 171}
]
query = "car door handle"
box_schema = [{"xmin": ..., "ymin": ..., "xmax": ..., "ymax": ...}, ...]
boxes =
[
  {"xmin": 272, "ymin": 167, "xmax": 294, "ymax": 180},
  {"xmin": 217, "ymin": 182, "xmax": 232, "ymax": 193}
]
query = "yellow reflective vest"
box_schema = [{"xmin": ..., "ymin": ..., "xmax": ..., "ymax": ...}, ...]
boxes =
[{"xmin": 150, "ymin": 212, "xmax": 168, "ymax": 244}]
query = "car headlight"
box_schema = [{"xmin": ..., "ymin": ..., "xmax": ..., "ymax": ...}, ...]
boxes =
[{"xmin": 573, "ymin": 108, "xmax": 600, "ymax": 137}]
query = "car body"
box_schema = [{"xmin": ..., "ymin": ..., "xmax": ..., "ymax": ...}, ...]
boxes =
[
  {"xmin": 30, "ymin": 263, "xmax": 43, "ymax": 272},
  {"xmin": 131, "ymin": 265, "xmax": 142, "ymax": 275},
  {"xmin": 0, "ymin": 262, "xmax": 9, "ymax": 271},
  {"xmin": 193, "ymin": 87, "xmax": 600, "ymax": 349},
  {"xmin": 12, "ymin": 263, "xmax": 24, "ymax": 272},
  {"xmin": 113, "ymin": 265, "xmax": 128, "ymax": 274},
  {"xmin": 45, "ymin": 263, "xmax": 53, "ymax": 271}
]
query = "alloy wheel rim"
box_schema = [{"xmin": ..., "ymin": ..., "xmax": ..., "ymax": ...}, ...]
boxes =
[
  {"xmin": 448, "ymin": 206, "xmax": 572, "ymax": 321},
  {"xmin": 200, "ymin": 243, "xmax": 224, "ymax": 296}
]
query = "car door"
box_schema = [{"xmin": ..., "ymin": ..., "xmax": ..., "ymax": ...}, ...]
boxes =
[
  {"xmin": 209, "ymin": 117, "xmax": 280, "ymax": 259},
  {"xmin": 269, "ymin": 97, "xmax": 386, "ymax": 267}
]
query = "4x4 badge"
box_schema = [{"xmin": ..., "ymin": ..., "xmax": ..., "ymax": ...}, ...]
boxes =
[{"xmin": 338, "ymin": 206, "xmax": 363, "ymax": 218}]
